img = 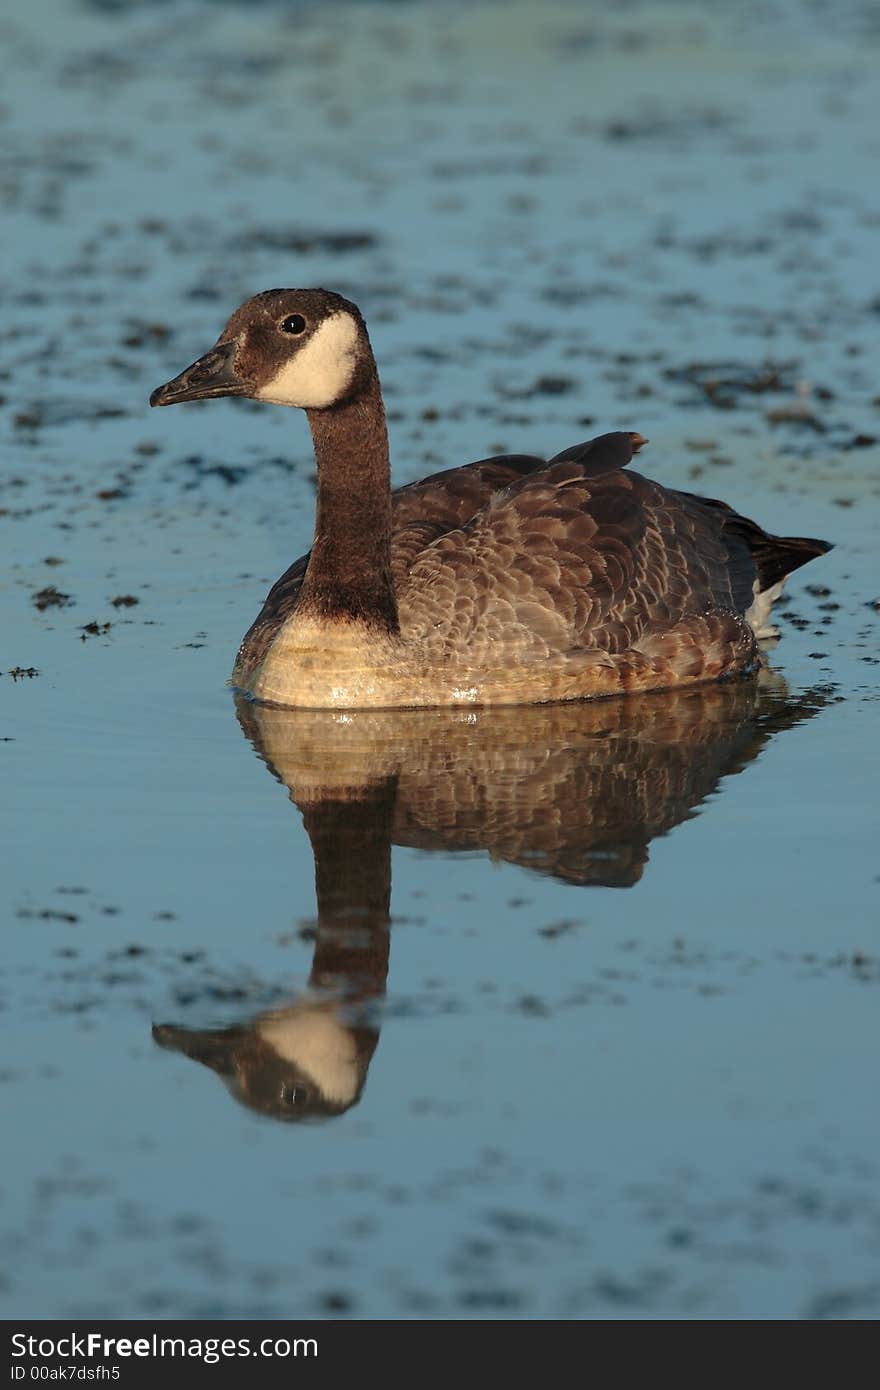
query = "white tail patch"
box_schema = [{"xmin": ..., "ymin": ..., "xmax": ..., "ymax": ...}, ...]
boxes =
[
  {"xmin": 256, "ymin": 312, "xmax": 359, "ymax": 408},
  {"xmin": 746, "ymin": 578, "xmax": 785, "ymax": 640},
  {"xmin": 257, "ymin": 1003, "xmax": 360, "ymax": 1105}
]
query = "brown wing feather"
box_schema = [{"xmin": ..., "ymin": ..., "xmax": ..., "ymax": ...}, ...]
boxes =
[
  {"xmin": 547, "ymin": 429, "xmax": 648, "ymax": 471},
  {"xmin": 391, "ymin": 454, "xmax": 545, "ymax": 529}
]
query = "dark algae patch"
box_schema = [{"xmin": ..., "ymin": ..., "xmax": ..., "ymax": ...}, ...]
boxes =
[{"xmin": 32, "ymin": 586, "xmax": 72, "ymax": 611}]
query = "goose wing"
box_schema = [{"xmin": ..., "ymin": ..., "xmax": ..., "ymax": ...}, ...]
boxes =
[
  {"xmin": 389, "ymin": 434, "xmax": 644, "ymax": 582},
  {"xmin": 389, "ymin": 454, "xmax": 546, "ymax": 580},
  {"xmin": 398, "ymin": 432, "xmax": 757, "ymax": 663}
]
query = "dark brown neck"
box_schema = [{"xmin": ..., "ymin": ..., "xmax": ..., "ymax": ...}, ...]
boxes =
[{"xmin": 299, "ymin": 368, "xmax": 398, "ymax": 632}]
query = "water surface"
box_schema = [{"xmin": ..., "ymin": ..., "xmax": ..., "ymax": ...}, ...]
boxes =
[{"xmin": 2, "ymin": 0, "xmax": 879, "ymax": 1319}]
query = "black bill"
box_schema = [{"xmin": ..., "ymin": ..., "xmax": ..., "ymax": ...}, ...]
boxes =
[{"xmin": 150, "ymin": 339, "xmax": 244, "ymax": 407}]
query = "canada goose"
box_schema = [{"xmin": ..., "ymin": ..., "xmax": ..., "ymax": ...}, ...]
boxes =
[
  {"xmin": 153, "ymin": 682, "xmax": 826, "ymax": 1122},
  {"xmin": 151, "ymin": 289, "xmax": 831, "ymax": 709}
]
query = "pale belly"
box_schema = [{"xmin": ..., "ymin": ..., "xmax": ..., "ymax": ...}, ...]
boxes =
[{"xmin": 232, "ymin": 612, "xmax": 758, "ymax": 709}]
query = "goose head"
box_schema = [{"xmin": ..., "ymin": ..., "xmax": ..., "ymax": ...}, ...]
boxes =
[
  {"xmin": 152, "ymin": 996, "xmax": 378, "ymax": 1123},
  {"xmin": 150, "ymin": 288, "xmax": 372, "ymax": 411}
]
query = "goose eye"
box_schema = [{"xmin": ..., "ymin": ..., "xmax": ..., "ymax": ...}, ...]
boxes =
[{"xmin": 280, "ymin": 314, "xmax": 307, "ymax": 336}]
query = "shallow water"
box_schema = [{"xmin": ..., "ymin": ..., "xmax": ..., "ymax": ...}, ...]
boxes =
[{"xmin": 2, "ymin": 0, "xmax": 879, "ymax": 1320}]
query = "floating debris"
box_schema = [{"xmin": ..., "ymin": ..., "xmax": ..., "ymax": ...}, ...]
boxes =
[
  {"xmin": 33, "ymin": 585, "xmax": 71, "ymax": 611},
  {"xmin": 666, "ymin": 359, "xmax": 800, "ymax": 409},
  {"xmin": 766, "ymin": 404, "xmax": 827, "ymax": 432},
  {"xmin": 228, "ymin": 228, "xmax": 378, "ymax": 256},
  {"xmin": 79, "ymin": 620, "xmax": 112, "ymax": 640}
]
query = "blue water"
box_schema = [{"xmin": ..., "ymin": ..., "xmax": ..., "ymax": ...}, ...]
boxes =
[{"xmin": 1, "ymin": 0, "xmax": 879, "ymax": 1319}]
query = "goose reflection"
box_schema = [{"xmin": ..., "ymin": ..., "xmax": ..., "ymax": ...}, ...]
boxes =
[
  {"xmin": 153, "ymin": 678, "xmax": 825, "ymax": 1121},
  {"xmin": 153, "ymin": 780, "xmax": 393, "ymax": 1121}
]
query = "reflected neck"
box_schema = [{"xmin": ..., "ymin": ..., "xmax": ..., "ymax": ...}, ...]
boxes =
[
  {"xmin": 299, "ymin": 368, "xmax": 398, "ymax": 632},
  {"xmin": 300, "ymin": 784, "xmax": 394, "ymax": 1000}
]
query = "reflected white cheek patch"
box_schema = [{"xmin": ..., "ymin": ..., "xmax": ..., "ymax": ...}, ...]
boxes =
[{"xmin": 257, "ymin": 1005, "xmax": 360, "ymax": 1105}]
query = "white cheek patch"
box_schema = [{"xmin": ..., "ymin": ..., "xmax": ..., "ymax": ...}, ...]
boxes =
[
  {"xmin": 258, "ymin": 1003, "xmax": 360, "ymax": 1105},
  {"xmin": 256, "ymin": 312, "xmax": 359, "ymax": 408}
]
